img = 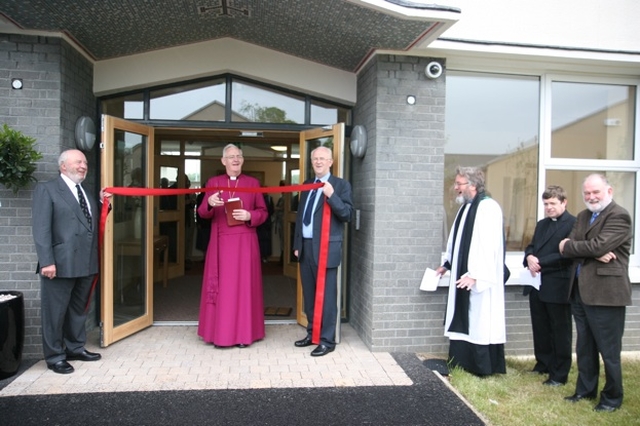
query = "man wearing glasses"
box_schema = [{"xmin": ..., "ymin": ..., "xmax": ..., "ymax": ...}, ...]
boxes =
[
  {"xmin": 293, "ymin": 146, "xmax": 353, "ymax": 357},
  {"xmin": 436, "ymin": 166, "xmax": 507, "ymax": 376}
]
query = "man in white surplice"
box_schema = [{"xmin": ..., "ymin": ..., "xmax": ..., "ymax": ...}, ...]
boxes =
[{"xmin": 436, "ymin": 166, "xmax": 506, "ymax": 376}]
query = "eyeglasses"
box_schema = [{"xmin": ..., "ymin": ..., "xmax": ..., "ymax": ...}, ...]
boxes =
[
  {"xmin": 454, "ymin": 181, "xmax": 469, "ymax": 188},
  {"xmin": 225, "ymin": 155, "xmax": 243, "ymax": 160},
  {"xmin": 311, "ymin": 157, "xmax": 331, "ymax": 163}
]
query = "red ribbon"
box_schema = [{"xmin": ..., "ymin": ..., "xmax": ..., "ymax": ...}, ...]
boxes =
[
  {"xmin": 312, "ymin": 199, "xmax": 332, "ymax": 344},
  {"xmin": 90, "ymin": 180, "xmax": 331, "ymax": 339}
]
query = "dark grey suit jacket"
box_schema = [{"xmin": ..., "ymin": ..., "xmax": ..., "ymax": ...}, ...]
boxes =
[
  {"xmin": 523, "ymin": 211, "xmax": 576, "ymax": 303},
  {"xmin": 293, "ymin": 175, "xmax": 353, "ymax": 268},
  {"xmin": 563, "ymin": 200, "xmax": 632, "ymax": 307},
  {"xmin": 32, "ymin": 175, "xmax": 100, "ymax": 278}
]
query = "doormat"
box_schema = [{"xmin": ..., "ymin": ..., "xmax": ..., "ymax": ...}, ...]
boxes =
[
  {"xmin": 264, "ymin": 307, "xmax": 292, "ymax": 316},
  {"xmin": 423, "ymin": 358, "xmax": 450, "ymax": 376}
]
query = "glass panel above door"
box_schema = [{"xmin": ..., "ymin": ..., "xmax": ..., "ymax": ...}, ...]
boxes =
[
  {"xmin": 150, "ymin": 79, "xmax": 226, "ymax": 121},
  {"xmin": 101, "ymin": 93, "xmax": 144, "ymax": 120},
  {"xmin": 231, "ymin": 80, "xmax": 304, "ymax": 124},
  {"xmin": 310, "ymin": 99, "xmax": 350, "ymax": 126}
]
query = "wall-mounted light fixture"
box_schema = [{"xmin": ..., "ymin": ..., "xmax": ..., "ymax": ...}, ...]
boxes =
[
  {"xmin": 270, "ymin": 145, "xmax": 287, "ymax": 152},
  {"xmin": 406, "ymin": 95, "xmax": 416, "ymax": 105},
  {"xmin": 11, "ymin": 78, "xmax": 23, "ymax": 90}
]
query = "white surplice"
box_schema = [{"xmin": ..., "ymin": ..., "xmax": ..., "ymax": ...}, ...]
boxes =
[{"xmin": 443, "ymin": 197, "xmax": 506, "ymax": 345}]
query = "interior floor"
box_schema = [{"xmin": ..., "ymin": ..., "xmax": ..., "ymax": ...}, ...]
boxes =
[{"xmin": 153, "ymin": 259, "xmax": 296, "ymax": 322}]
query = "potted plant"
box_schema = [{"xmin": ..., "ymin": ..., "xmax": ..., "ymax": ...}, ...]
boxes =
[{"xmin": 0, "ymin": 124, "xmax": 42, "ymax": 193}]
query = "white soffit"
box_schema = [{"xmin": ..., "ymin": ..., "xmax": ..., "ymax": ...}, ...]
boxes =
[{"xmin": 94, "ymin": 38, "xmax": 357, "ymax": 105}]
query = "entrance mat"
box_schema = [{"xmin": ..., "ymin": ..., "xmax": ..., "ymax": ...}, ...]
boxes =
[
  {"xmin": 423, "ymin": 358, "xmax": 450, "ymax": 376},
  {"xmin": 264, "ymin": 306, "xmax": 292, "ymax": 316}
]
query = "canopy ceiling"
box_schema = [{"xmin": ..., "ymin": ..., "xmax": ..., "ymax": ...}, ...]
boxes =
[{"xmin": 1, "ymin": 0, "xmax": 459, "ymax": 71}]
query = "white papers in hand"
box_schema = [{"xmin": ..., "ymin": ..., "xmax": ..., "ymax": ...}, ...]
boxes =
[
  {"xmin": 419, "ymin": 267, "xmax": 441, "ymax": 292},
  {"xmin": 518, "ymin": 268, "xmax": 541, "ymax": 290}
]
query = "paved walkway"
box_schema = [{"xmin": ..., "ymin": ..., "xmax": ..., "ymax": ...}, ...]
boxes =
[{"xmin": 1, "ymin": 323, "xmax": 413, "ymax": 396}]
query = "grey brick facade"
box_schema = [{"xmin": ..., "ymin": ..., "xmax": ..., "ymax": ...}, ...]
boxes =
[{"xmin": 0, "ymin": 34, "xmax": 96, "ymax": 358}]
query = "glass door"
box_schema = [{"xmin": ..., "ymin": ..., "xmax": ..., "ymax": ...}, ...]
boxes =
[
  {"xmin": 296, "ymin": 123, "xmax": 346, "ymax": 338},
  {"xmin": 100, "ymin": 115, "xmax": 155, "ymax": 346}
]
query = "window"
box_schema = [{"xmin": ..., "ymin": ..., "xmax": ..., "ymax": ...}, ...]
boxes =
[
  {"xmin": 231, "ymin": 80, "xmax": 304, "ymax": 124},
  {"xmin": 102, "ymin": 93, "xmax": 144, "ymax": 120},
  {"xmin": 100, "ymin": 74, "xmax": 351, "ymax": 127},
  {"xmin": 310, "ymin": 99, "xmax": 350, "ymax": 126},
  {"xmin": 544, "ymin": 76, "xmax": 639, "ymax": 255},
  {"xmin": 150, "ymin": 79, "xmax": 225, "ymax": 121},
  {"xmin": 551, "ymin": 82, "xmax": 635, "ymax": 160},
  {"xmin": 444, "ymin": 72, "xmax": 540, "ymax": 251}
]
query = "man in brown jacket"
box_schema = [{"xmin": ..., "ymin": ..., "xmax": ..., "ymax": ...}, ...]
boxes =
[{"xmin": 559, "ymin": 174, "xmax": 632, "ymax": 413}]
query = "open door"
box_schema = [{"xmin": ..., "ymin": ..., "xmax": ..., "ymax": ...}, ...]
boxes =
[
  {"xmin": 295, "ymin": 123, "xmax": 346, "ymax": 338},
  {"xmin": 100, "ymin": 115, "xmax": 155, "ymax": 346},
  {"xmin": 155, "ymin": 156, "xmax": 185, "ymax": 279}
]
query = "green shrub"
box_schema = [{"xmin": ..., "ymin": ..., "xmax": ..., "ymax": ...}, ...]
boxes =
[{"xmin": 0, "ymin": 124, "xmax": 43, "ymax": 193}]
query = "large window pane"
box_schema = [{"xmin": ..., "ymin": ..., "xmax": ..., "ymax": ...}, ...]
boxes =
[
  {"xmin": 150, "ymin": 79, "xmax": 225, "ymax": 121},
  {"xmin": 445, "ymin": 72, "xmax": 540, "ymax": 251},
  {"xmin": 231, "ymin": 80, "xmax": 304, "ymax": 124},
  {"xmin": 551, "ymin": 82, "xmax": 635, "ymax": 160}
]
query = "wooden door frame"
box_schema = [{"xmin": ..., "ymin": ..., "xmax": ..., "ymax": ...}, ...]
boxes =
[{"xmin": 100, "ymin": 115, "xmax": 155, "ymax": 346}]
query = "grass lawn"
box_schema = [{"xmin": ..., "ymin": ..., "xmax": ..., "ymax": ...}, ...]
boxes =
[{"xmin": 447, "ymin": 355, "xmax": 640, "ymax": 426}]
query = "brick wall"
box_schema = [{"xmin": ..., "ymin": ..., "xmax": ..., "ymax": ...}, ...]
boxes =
[
  {"xmin": 350, "ymin": 55, "xmax": 447, "ymax": 352},
  {"xmin": 0, "ymin": 33, "xmax": 95, "ymax": 359}
]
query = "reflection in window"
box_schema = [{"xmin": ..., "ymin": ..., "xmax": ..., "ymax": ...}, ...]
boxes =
[
  {"xmin": 310, "ymin": 99, "xmax": 350, "ymax": 125},
  {"xmin": 551, "ymin": 82, "xmax": 635, "ymax": 160},
  {"xmin": 150, "ymin": 79, "xmax": 225, "ymax": 121},
  {"xmin": 444, "ymin": 72, "xmax": 540, "ymax": 251},
  {"xmin": 101, "ymin": 93, "xmax": 144, "ymax": 119},
  {"xmin": 231, "ymin": 80, "xmax": 304, "ymax": 124},
  {"xmin": 545, "ymin": 170, "xmax": 635, "ymax": 253}
]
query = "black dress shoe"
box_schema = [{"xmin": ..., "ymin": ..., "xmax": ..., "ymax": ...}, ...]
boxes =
[
  {"xmin": 237, "ymin": 344, "xmax": 248, "ymax": 348},
  {"xmin": 48, "ymin": 360, "xmax": 74, "ymax": 374},
  {"xmin": 564, "ymin": 393, "xmax": 597, "ymax": 403},
  {"xmin": 594, "ymin": 403, "xmax": 618, "ymax": 412},
  {"xmin": 310, "ymin": 344, "xmax": 334, "ymax": 357},
  {"xmin": 543, "ymin": 379, "xmax": 565, "ymax": 387},
  {"xmin": 66, "ymin": 350, "xmax": 101, "ymax": 362},
  {"xmin": 294, "ymin": 337, "xmax": 313, "ymax": 347}
]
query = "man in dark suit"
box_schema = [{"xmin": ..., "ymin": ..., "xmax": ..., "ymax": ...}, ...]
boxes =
[
  {"xmin": 523, "ymin": 185, "xmax": 576, "ymax": 386},
  {"xmin": 559, "ymin": 174, "xmax": 632, "ymax": 412},
  {"xmin": 293, "ymin": 146, "xmax": 352, "ymax": 357},
  {"xmin": 32, "ymin": 149, "xmax": 110, "ymax": 374}
]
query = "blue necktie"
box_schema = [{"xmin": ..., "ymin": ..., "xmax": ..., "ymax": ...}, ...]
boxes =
[
  {"xmin": 577, "ymin": 212, "xmax": 600, "ymax": 276},
  {"xmin": 302, "ymin": 179, "xmax": 320, "ymax": 226}
]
